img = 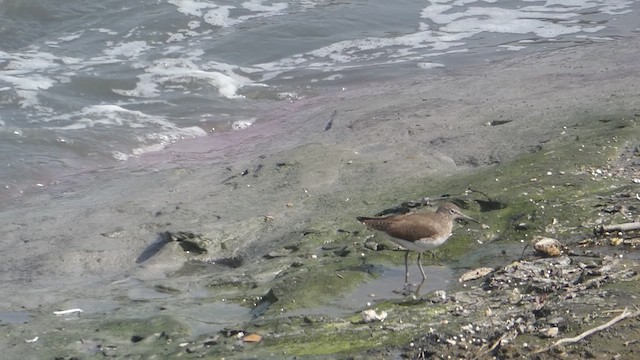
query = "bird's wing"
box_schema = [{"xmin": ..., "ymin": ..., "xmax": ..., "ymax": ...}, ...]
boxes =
[
  {"xmin": 357, "ymin": 215, "xmax": 402, "ymax": 232},
  {"xmin": 385, "ymin": 213, "xmax": 445, "ymax": 241}
]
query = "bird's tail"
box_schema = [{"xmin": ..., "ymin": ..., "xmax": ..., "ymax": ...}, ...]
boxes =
[{"xmin": 357, "ymin": 216, "xmax": 392, "ymax": 231}]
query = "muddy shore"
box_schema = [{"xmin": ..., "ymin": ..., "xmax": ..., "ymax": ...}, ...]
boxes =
[{"xmin": 1, "ymin": 37, "xmax": 640, "ymax": 359}]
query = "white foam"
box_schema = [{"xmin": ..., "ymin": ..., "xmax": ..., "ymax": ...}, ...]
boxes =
[
  {"xmin": 58, "ymin": 31, "xmax": 84, "ymax": 42},
  {"xmin": 103, "ymin": 41, "xmax": 150, "ymax": 59},
  {"xmin": 238, "ymin": 0, "xmax": 288, "ymax": 22},
  {"xmin": 92, "ymin": 28, "xmax": 119, "ymax": 35},
  {"xmin": 498, "ymin": 44, "xmax": 527, "ymax": 51},
  {"xmin": 112, "ymin": 58, "xmax": 252, "ymax": 99},
  {"xmin": 169, "ymin": 0, "xmax": 215, "ymax": 17},
  {"xmin": 323, "ymin": 74, "xmax": 343, "ymax": 81},
  {"xmin": 417, "ymin": 62, "xmax": 444, "ymax": 69},
  {"xmin": 0, "ymin": 74, "xmax": 54, "ymax": 91},
  {"xmin": 596, "ymin": 1, "xmax": 634, "ymax": 15},
  {"xmin": 242, "ymin": 1, "xmax": 287, "ymax": 13},
  {"xmin": 232, "ymin": 119, "xmax": 254, "ymax": 130},
  {"xmin": 14, "ymin": 89, "xmax": 43, "ymax": 108},
  {"xmin": 132, "ymin": 143, "xmax": 166, "ymax": 156},
  {"xmin": 254, "ymin": 0, "xmax": 625, "ymax": 80},
  {"xmin": 49, "ymin": 105, "xmax": 187, "ymax": 132},
  {"xmin": 169, "ymin": 0, "xmax": 238, "ymax": 27},
  {"xmin": 45, "ymin": 104, "xmax": 208, "ymax": 159},
  {"xmin": 169, "ymin": 0, "xmax": 287, "ymax": 28},
  {"xmin": 0, "ymin": 50, "xmax": 83, "ymax": 108},
  {"xmin": 422, "ymin": 1, "xmax": 608, "ymax": 38},
  {"xmin": 112, "ymin": 151, "xmax": 130, "ymax": 161},
  {"xmin": 131, "ymin": 126, "xmax": 208, "ymax": 156},
  {"xmin": 167, "ymin": 33, "xmax": 187, "ymax": 43},
  {"xmin": 204, "ymin": 6, "xmax": 239, "ymax": 27}
]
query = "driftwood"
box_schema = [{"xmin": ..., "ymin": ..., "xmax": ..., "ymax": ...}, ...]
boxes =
[
  {"xmin": 594, "ymin": 222, "xmax": 640, "ymax": 235},
  {"xmin": 472, "ymin": 331, "xmax": 510, "ymax": 359},
  {"xmin": 532, "ymin": 308, "xmax": 640, "ymax": 354}
]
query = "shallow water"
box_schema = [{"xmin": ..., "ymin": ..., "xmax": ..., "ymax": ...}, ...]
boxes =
[
  {"xmin": 335, "ymin": 265, "xmax": 453, "ymax": 309},
  {"xmin": 1, "ymin": 0, "xmax": 638, "ymax": 199},
  {"xmin": 0, "ymin": 310, "xmax": 31, "ymax": 325}
]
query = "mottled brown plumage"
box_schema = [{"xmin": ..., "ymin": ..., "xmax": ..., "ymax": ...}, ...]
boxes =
[{"xmin": 357, "ymin": 202, "xmax": 476, "ymax": 293}]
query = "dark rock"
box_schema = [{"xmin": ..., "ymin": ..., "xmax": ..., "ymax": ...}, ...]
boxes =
[
  {"xmin": 131, "ymin": 335, "xmax": 144, "ymax": 343},
  {"xmin": 250, "ymin": 289, "xmax": 279, "ymax": 318},
  {"xmin": 333, "ymin": 246, "xmax": 351, "ymax": 257}
]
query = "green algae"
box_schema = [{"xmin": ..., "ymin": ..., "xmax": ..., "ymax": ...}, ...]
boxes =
[
  {"xmin": 7, "ymin": 314, "xmax": 192, "ymax": 360},
  {"xmin": 99, "ymin": 314, "xmax": 190, "ymax": 339},
  {"xmin": 27, "ymin": 114, "xmax": 633, "ymax": 360},
  {"xmin": 240, "ymin": 112, "xmax": 637, "ymax": 318},
  {"xmin": 223, "ymin": 115, "xmax": 640, "ymax": 357},
  {"xmin": 263, "ymin": 256, "xmax": 370, "ymax": 313}
]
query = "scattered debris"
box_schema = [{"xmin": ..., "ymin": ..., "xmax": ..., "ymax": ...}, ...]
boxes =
[
  {"xmin": 533, "ymin": 308, "xmax": 640, "ymax": 354},
  {"xmin": 459, "ymin": 267, "xmax": 494, "ymax": 282},
  {"xmin": 53, "ymin": 309, "xmax": 83, "ymax": 316},
  {"xmin": 485, "ymin": 119, "xmax": 513, "ymax": 126},
  {"xmin": 163, "ymin": 231, "xmax": 209, "ymax": 255},
  {"xmin": 538, "ymin": 327, "xmax": 559, "ymax": 338},
  {"xmin": 242, "ymin": 333, "xmax": 263, "ymax": 343},
  {"xmin": 325, "ymin": 110, "xmax": 337, "ymax": 131},
  {"xmin": 361, "ymin": 309, "xmax": 387, "ymax": 323},
  {"xmin": 250, "ymin": 289, "xmax": 279, "ymax": 318},
  {"xmin": 594, "ymin": 221, "xmax": 640, "ymax": 235},
  {"xmin": 25, "ymin": 336, "xmax": 38, "ymax": 343},
  {"xmin": 153, "ymin": 284, "xmax": 181, "ymax": 294},
  {"xmin": 533, "ymin": 236, "xmax": 563, "ymax": 257}
]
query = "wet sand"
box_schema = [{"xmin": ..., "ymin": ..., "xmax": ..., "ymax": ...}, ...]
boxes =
[{"xmin": 1, "ymin": 36, "xmax": 640, "ymax": 358}]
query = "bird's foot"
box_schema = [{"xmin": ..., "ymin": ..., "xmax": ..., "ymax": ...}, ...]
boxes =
[
  {"xmin": 393, "ymin": 283, "xmax": 421, "ymax": 296},
  {"xmin": 426, "ymin": 250, "xmax": 440, "ymax": 261}
]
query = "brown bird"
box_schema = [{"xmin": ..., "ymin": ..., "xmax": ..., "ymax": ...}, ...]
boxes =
[{"xmin": 357, "ymin": 202, "xmax": 477, "ymax": 293}]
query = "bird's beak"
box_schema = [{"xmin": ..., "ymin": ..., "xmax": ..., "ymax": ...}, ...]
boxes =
[{"xmin": 458, "ymin": 211, "xmax": 479, "ymax": 224}]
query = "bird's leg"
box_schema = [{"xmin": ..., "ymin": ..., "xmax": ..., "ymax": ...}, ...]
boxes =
[
  {"xmin": 393, "ymin": 251, "xmax": 415, "ymax": 296},
  {"xmin": 414, "ymin": 252, "xmax": 427, "ymax": 295},
  {"xmin": 426, "ymin": 250, "xmax": 438, "ymax": 260},
  {"xmin": 404, "ymin": 251, "xmax": 410, "ymax": 285}
]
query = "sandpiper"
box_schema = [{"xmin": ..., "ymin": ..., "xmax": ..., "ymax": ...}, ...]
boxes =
[{"xmin": 357, "ymin": 202, "xmax": 477, "ymax": 294}]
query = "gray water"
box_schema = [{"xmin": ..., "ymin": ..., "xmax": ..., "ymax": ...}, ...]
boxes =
[{"xmin": 1, "ymin": 0, "xmax": 638, "ymax": 200}]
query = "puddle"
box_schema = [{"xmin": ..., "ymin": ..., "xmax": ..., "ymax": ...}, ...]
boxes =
[
  {"xmin": 55, "ymin": 299, "xmax": 120, "ymax": 315},
  {"xmin": 111, "ymin": 277, "xmax": 251, "ymax": 336},
  {"xmin": 126, "ymin": 285, "xmax": 178, "ymax": 300},
  {"xmin": 170, "ymin": 302, "xmax": 252, "ymax": 336},
  {"xmin": 334, "ymin": 265, "xmax": 454, "ymax": 310},
  {"xmin": 0, "ymin": 310, "xmax": 31, "ymax": 324},
  {"xmin": 288, "ymin": 264, "xmax": 454, "ymax": 318}
]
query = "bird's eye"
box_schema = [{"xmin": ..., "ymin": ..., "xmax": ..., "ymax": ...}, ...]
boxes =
[{"xmin": 450, "ymin": 209, "xmax": 455, "ymax": 214}]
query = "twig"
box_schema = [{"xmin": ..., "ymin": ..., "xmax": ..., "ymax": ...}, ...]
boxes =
[
  {"xmin": 324, "ymin": 110, "xmax": 337, "ymax": 131},
  {"xmin": 473, "ymin": 331, "xmax": 510, "ymax": 359},
  {"xmin": 601, "ymin": 309, "xmax": 629, "ymax": 314},
  {"xmin": 624, "ymin": 339, "xmax": 639, "ymax": 347},
  {"xmin": 594, "ymin": 222, "xmax": 640, "ymax": 235},
  {"xmin": 487, "ymin": 332, "xmax": 509, "ymax": 353},
  {"xmin": 532, "ymin": 308, "xmax": 640, "ymax": 354}
]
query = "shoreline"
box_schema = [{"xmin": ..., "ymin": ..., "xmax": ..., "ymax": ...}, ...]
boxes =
[{"xmin": 1, "ymin": 36, "xmax": 640, "ymax": 358}]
